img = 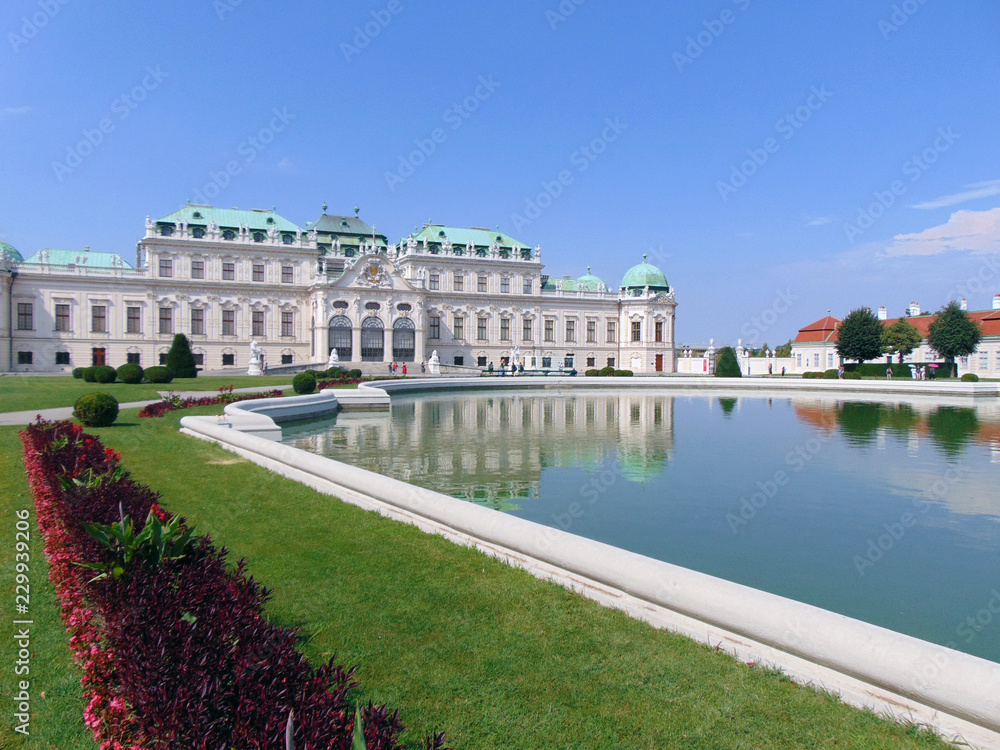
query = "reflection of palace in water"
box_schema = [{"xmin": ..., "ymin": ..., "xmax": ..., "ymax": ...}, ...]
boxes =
[{"xmin": 285, "ymin": 392, "xmax": 675, "ymax": 509}]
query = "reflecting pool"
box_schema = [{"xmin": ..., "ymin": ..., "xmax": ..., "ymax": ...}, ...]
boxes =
[{"xmin": 282, "ymin": 390, "xmax": 1000, "ymax": 663}]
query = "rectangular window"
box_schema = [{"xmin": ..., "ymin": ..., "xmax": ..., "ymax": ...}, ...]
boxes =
[
  {"xmin": 281, "ymin": 353, "xmax": 293, "ymax": 365},
  {"xmin": 478, "ymin": 275, "xmax": 488, "ymax": 293},
  {"xmin": 607, "ymin": 356, "xmax": 615, "ymax": 368},
  {"xmin": 17, "ymin": 351, "xmax": 32, "ymax": 365},
  {"xmin": 501, "ymin": 277, "xmax": 510, "ymax": 294},
  {"xmin": 477, "ymin": 317, "xmax": 487, "ymax": 340},
  {"xmin": 252, "ymin": 310, "xmax": 265, "ymax": 337},
  {"xmin": 191, "ymin": 259, "xmax": 205, "ymax": 279},
  {"xmin": 500, "ymin": 318, "xmax": 510, "ymax": 341},
  {"xmin": 542, "ymin": 356, "xmax": 552, "ymax": 369},
  {"xmin": 281, "ymin": 311, "xmax": 294, "ymax": 337},
  {"xmin": 55, "ymin": 351, "xmax": 70, "ymax": 365},
  {"xmin": 564, "ymin": 356, "xmax": 574, "ymax": 369},
  {"xmin": 587, "ymin": 320, "xmax": 596, "ymax": 343},
  {"xmin": 222, "ymin": 262, "xmax": 235, "ymax": 281},
  {"xmin": 544, "ymin": 319, "xmax": 554, "ymax": 342},
  {"xmin": 193, "ymin": 353, "xmax": 204, "ymax": 366},
  {"xmin": 253, "ymin": 263, "xmax": 265, "ymax": 282},
  {"xmin": 607, "ymin": 321, "xmax": 616, "ymax": 343},
  {"xmin": 429, "ymin": 273, "xmax": 439, "ymax": 290},
  {"xmin": 522, "ymin": 318, "xmax": 532, "ymax": 342},
  {"xmin": 828, "ymin": 352, "xmax": 834, "ymax": 368},
  {"xmin": 453, "ymin": 316, "xmax": 464, "ymax": 340},
  {"xmin": 159, "ymin": 307, "xmax": 173, "ymax": 335},
  {"xmin": 523, "ymin": 277, "xmax": 532, "ymax": 294},
  {"xmin": 429, "ymin": 316, "xmax": 440, "ymax": 339},
  {"xmin": 55, "ymin": 304, "xmax": 70, "ymax": 332},
  {"xmin": 814, "ymin": 353, "xmax": 820, "ymax": 367},
  {"xmin": 565, "ymin": 320, "xmax": 576, "ymax": 342},
  {"xmin": 979, "ymin": 350, "xmax": 989, "ymax": 369},
  {"xmin": 159, "ymin": 353, "xmax": 168, "ymax": 365},
  {"xmin": 126, "ymin": 352, "xmax": 141, "ymax": 365},
  {"xmin": 222, "ymin": 353, "xmax": 235, "ymax": 366},
  {"xmin": 631, "ymin": 321, "xmax": 641, "ymax": 342},
  {"xmin": 454, "ymin": 356, "xmax": 464, "ymax": 366},
  {"xmin": 282, "ymin": 265, "xmax": 293, "ymax": 284},
  {"xmin": 478, "ymin": 355, "xmax": 487, "ymax": 367},
  {"xmin": 16, "ymin": 303, "xmax": 33, "ymax": 330},
  {"xmin": 91, "ymin": 305, "xmax": 107, "ymax": 333},
  {"xmin": 222, "ymin": 309, "xmax": 235, "ymax": 336},
  {"xmin": 159, "ymin": 257, "xmax": 172, "ymax": 277},
  {"xmin": 586, "ymin": 356, "xmax": 596, "ymax": 367},
  {"xmin": 126, "ymin": 306, "xmax": 141, "ymax": 334},
  {"xmin": 655, "ymin": 321, "xmax": 664, "ymax": 343},
  {"xmin": 453, "ymin": 274, "xmax": 464, "ymax": 292},
  {"xmin": 191, "ymin": 308, "xmax": 205, "ymax": 335},
  {"xmin": 796, "ymin": 353, "xmax": 803, "ymax": 367}
]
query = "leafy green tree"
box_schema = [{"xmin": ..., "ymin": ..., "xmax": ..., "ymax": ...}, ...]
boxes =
[
  {"xmin": 166, "ymin": 333, "xmax": 198, "ymax": 378},
  {"xmin": 927, "ymin": 301, "xmax": 982, "ymax": 377},
  {"xmin": 881, "ymin": 318, "xmax": 923, "ymax": 363},
  {"xmin": 835, "ymin": 307, "xmax": 884, "ymax": 364},
  {"xmin": 774, "ymin": 339, "xmax": 792, "ymax": 358},
  {"xmin": 714, "ymin": 346, "xmax": 742, "ymax": 377}
]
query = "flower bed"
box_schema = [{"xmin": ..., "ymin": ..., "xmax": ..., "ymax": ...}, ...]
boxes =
[
  {"xmin": 137, "ymin": 387, "xmax": 286, "ymax": 418},
  {"xmin": 20, "ymin": 419, "xmax": 448, "ymax": 749}
]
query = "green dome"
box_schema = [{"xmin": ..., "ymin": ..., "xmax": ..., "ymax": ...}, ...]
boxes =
[
  {"xmin": 576, "ymin": 266, "xmax": 605, "ymax": 292},
  {"xmin": 621, "ymin": 254, "xmax": 668, "ymax": 291},
  {"xmin": 0, "ymin": 240, "xmax": 22, "ymax": 263}
]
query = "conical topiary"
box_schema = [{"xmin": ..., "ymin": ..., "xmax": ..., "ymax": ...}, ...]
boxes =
[
  {"xmin": 166, "ymin": 333, "xmax": 198, "ymax": 378},
  {"xmin": 714, "ymin": 346, "xmax": 742, "ymax": 377}
]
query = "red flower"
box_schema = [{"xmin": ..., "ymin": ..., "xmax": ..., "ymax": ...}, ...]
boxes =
[
  {"xmin": 72, "ymin": 424, "xmax": 85, "ymax": 434},
  {"xmin": 149, "ymin": 503, "xmax": 170, "ymax": 523}
]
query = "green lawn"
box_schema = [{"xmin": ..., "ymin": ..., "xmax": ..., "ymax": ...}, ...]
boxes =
[{"xmin": 0, "ymin": 407, "xmax": 954, "ymax": 749}]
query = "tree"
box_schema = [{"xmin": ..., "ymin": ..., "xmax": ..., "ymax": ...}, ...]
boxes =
[
  {"xmin": 774, "ymin": 339, "xmax": 793, "ymax": 358},
  {"xmin": 835, "ymin": 307, "xmax": 884, "ymax": 364},
  {"xmin": 881, "ymin": 318, "xmax": 923, "ymax": 363},
  {"xmin": 166, "ymin": 333, "xmax": 198, "ymax": 378},
  {"xmin": 927, "ymin": 301, "xmax": 982, "ymax": 377},
  {"xmin": 714, "ymin": 346, "xmax": 742, "ymax": 377}
]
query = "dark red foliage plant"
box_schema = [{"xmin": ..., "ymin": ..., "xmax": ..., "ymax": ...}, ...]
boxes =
[{"xmin": 20, "ymin": 418, "xmax": 449, "ymax": 750}]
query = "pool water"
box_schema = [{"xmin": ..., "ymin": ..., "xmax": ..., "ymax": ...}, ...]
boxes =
[{"xmin": 282, "ymin": 389, "xmax": 1000, "ymax": 663}]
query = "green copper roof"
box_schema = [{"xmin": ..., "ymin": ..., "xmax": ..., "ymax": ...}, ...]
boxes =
[
  {"xmin": 621, "ymin": 255, "xmax": 669, "ymax": 290},
  {"xmin": 308, "ymin": 211, "xmax": 386, "ymax": 242},
  {"xmin": 407, "ymin": 224, "xmax": 531, "ymax": 251},
  {"xmin": 21, "ymin": 248, "xmax": 133, "ymax": 268},
  {"xmin": 576, "ymin": 267, "xmax": 605, "ymax": 292},
  {"xmin": 157, "ymin": 204, "xmax": 301, "ymax": 233},
  {"xmin": 0, "ymin": 240, "xmax": 22, "ymax": 262}
]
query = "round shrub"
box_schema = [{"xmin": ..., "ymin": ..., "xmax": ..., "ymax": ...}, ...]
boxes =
[
  {"xmin": 293, "ymin": 371, "xmax": 317, "ymax": 395},
  {"xmin": 599, "ymin": 366, "xmax": 616, "ymax": 376},
  {"xmin": 73, "ymin": 392, "xmax": 119, "ymax": 427},
  {"xmin": 144, "ymin": 366, "xmax": 174, "ymax": 384},
  {"xmin": 613, "ymin": 369, "xmax": 634, "ymax": 377},
  {"xmin": 92, "ymin": 365, "xmax": 117, "ymax": 384},
  {"xmin": 961, "ymin": 373, "xmax": 979, "ymax": 382},
  {"xmin": 82, "ymin": 367, "xmax": 97, "ymax": 382},
  {"xmin": 822, "ymin": 369, "xmax": 839, "ymax": 379},
  {"xmin": 348, "ymin": 369, "xmax": 363, "ymax": 379},
  {"xmin": 72, "ymin": 367, "xmax": 85, "ymax": 379},
  {"xmin": 584, "ymin": 368, "xmax": 600, "ymax": 377},
  {"xmin": 116, "ymin": 363, "xmax": 144, "ymax": 384}
]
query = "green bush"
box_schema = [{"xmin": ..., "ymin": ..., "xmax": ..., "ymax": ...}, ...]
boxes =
[
  {"xmin": 166, "ymin": 333, "xmax": 198, "ymax": 378},
  {"xmin": 599, "ymin": 366, "xmax": 616, "ymax": 376},
  {"xmin": 292, "ymin": 371, "xmax": 317, "ymax": 395},
  {"xmin": 714, "ymin": 346, "xmax": 742, "ymax": 378},
  {"xmin": 844, "ymin": 362, "xmax": 912, "ymax": 378},
  {"xmin": 843, "ymin": 371, "xmax": 862, "ymax": 380},
  {"xmin": 72, "ymin": 367, "xmax": 86, "ymax": 379},
  {"xmin": 82, "ymin": 367, "xmax": 97, "ymax": 383},
  {"xmin": 961, "ymin": 373, "xmax": 979, "ymax": 382},
  {"xmin": 92, "ymin": 365, "xmax": 117, "ymax": 384},
  {"xmin": 584, "ymin": 368, "xmax": 600, "ymax": 377},
  {"xmin": 822, "ymin": 369, "xmax": 839, "ymax": 379},
  {"xmin": 801, "ymin": 371, "xmax": 820, "ymax": 379},
  {"xmin": 73, "ymin": 392, "xmax": 119, "ymax": 427},
  {"xmin": 348, "ymin": 369, "xmax": 363, "ymax": 379},
  {"xmin": 613, "ymin": 369, "xmax": 634, "ymax": 377},
  {"xmin": 116, "ymin": 363, "xmax": 144, "ymax": 384},
  {"xmin": 144, "ymin": 366, "xmax": 174, "ymax": 384}
]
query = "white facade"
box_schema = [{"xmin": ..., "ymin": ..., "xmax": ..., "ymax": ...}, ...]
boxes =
[{"xmin": 1, "ymin": 206, "xmax": 677, "ymax": 375}]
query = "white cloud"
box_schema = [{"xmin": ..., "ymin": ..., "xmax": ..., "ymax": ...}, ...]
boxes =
[
  {"xmin": 911, "ymin": 180, "xmax": 1000, "ymax": 210},
  {"xmin": 1, "ymin": 105, "xmax": 31, "ymax": 118},
  {"xmin": 883, "ymin": 207, "xmax": 1000, "ymax": 257},
  {"xmin": 806, "ymin": 216, "xmax": 832, "ymax": 226}
]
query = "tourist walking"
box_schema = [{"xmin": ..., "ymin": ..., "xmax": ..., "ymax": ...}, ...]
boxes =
[{"xmin": 402, "ymin": 363, "xmax": 407, "ymax": 376}]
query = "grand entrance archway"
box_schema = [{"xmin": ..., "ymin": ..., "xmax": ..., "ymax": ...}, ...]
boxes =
[
  {"xmin": 392, "ymin": 318, "xmax": 415, "ymax": 361},
  {"xmin": 328, "ymin": 315, "xmax": 352, "ymax": 360},
  {"xmin": 361, "ymin": 316, "xmax": 385, "ymax": 361}
]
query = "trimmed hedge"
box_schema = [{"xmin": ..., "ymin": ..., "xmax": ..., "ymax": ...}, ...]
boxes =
[
  {"xmin": 92, "ymin": 365, "xmax": 117, "ymax": 384},
  {"xmin": 19, "ymin": 420, "xmax": 449, "ymax": 749},
  {"xmin": 143, "ymin": 366, "xmax": 174, "ymax": 384},
  {"xmin": 82, "ymin": 367, "xmax": 97, "ymax": 383},
  {"xmin": 613, "ymin": 369, "xmax": 634, "ymax": 377},
  {"xmin": 599, "ymin": 366, "xmax": 616, "ymax": 376},
  {"xmin": 116, "ymin": 363, "xmax": 144, "ymax": 384},
  {"xmin": 844, "ymin": 362, "xmax": 913, "ymax": 378},
  {"xmin": 72, "ymin": 367, "xmax": 86, "ymax": 379},
  {"xmin": 962, "ymin": 373, "xmax": 979, "ymax": 382},
  {"xmin": 292, "ymin": 371, "xmax": 317, "ymax": 395},
  {"xmin": 348, "ymin": 368, "xmax": 363, "ymax": 379},
  {"xmin": 73, "ymin": 392, "xmax": 120, "ymax": 427},
  {"xmin": 584, "ymin": 368, "xmax": 600, "ymax": 377},
  {"xmin": 823, "ymin": 369, "xmax": 839, "ymax": 379}
]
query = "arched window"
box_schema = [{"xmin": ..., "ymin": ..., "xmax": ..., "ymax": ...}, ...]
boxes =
[
  {"xmin": 252, "ymin": 231, "xmax": 265, "ymax": 243},
  {"xmin": 191, "ymin": 227, "xmax": 205, "ymax": 239},
  {"xmin": 222, "ymin": 229, "xmax": 236, "ymax": 241},
  {"xmin": 361, "ymin": 316, "xmax": 385, "ymax": 361},
  {"xmin": 328, "ymin": 315, "xmax": 352, "ymax": 360},
  {"xmin": 392, "ymin": 317, "xmax": 415, "ymax": 362},
  {"xmin": 282, "ymin": 234, "xmax": 294, "ymax": 244}
]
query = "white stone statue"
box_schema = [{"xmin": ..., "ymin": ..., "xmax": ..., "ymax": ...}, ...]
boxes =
[
  {"xmin": 247, "ymin": 339, "xmax": 263, "ymax": 376},
  {"xmin": 511, "ymin": 344, "xmax": 521, "ymax": 368},
  {"xmin": 428, "ymin": 349, "xmax": 441, "ymax": 375},
  {"xmin": 327, "ymin": 347, "xmax": 340, "ymax": 367},
  {"xmin": 407, "ymin": 236, "xmax": 417, "ymax": 254}
]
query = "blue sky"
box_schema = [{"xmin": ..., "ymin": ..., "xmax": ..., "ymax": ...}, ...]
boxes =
[{"xmin": 2, "ymin": 0, "xmax": 998, "ymax": 346}]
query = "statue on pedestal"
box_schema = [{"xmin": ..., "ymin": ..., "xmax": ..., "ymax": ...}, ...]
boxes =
[
  {"xmin": 327, "ymin": 347, "xmax": 340, "ymax": 368},
  {"xmin": 247, "ymin": 340, "xmax": 263, "ymax": 376},
  {"xmin": 428, "ymin": 349, "xmax": 441, "ymax": 375}
]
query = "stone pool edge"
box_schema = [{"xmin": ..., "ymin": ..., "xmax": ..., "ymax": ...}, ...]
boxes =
[{"xmin": 179, "ymin": 377, "xmax": 1000, "ymax": 750}]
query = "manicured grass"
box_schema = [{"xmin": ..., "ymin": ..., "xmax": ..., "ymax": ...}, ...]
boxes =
[
  {"xmin": 0, "ymin": 375, "xmax": 296, "ymax": 412},
  {"xmin": 7, "ymin": 406, "xmax": 944, "ymax": 750}
]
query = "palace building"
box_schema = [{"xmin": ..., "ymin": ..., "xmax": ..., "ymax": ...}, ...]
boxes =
[{"xmin": 0, "ymin": 204, "xmax": 677, "ymax": 374}]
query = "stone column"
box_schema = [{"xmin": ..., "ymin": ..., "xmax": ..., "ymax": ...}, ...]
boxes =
[{"xmin": 351, "ymin": 326, "xmax": 361, "ymax": 364}]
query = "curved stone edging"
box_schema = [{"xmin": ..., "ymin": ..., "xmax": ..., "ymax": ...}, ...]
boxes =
[{"xmin": 189, "ymin": 379, "xmax": 1000, "ymax": 749}]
